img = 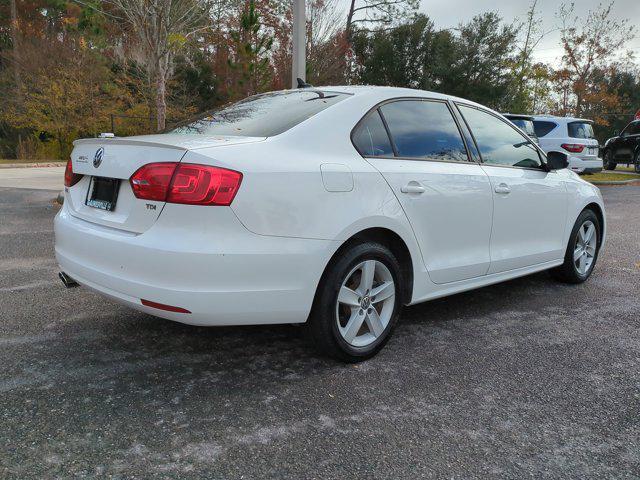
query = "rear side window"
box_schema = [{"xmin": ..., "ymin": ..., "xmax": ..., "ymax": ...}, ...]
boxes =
[
  {"xmin": 533, "ymin": 120, "xmax": 557, "ymax": 138},
  {"xmin": 459, "ymin": 105, "xmax": 542, "ymax": 169},
  {"xmin": 568, "ymin": 122, "xmax": 595, "ymax": 139},
  {"xmin": 352, "ymin": 111, "xmax": 394, "ymax": 157},
  {"xmin": 380, "ymin": 100, "xmax": 468, "ymax": 161},
  {"xmin": 171, "ymin": 90, "xmax": 350, "ymax": 137}
]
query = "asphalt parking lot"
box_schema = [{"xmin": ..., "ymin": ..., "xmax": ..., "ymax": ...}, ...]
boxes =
[{"xmin": 1, "ymin": 185, "xmax": 639, "ymax": 479}]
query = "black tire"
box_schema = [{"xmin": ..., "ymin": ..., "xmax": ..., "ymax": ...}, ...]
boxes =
[
  {"xmin": 551, "ymin": 209, "xmax": 601, "ymax": 284},
  {"xmin": 308, "ymin": 242, "xmax": 403, "ymax": 362},
  {"xmin": 603, "ymin": 150, "xmax": 617, "ymax": 170},
  {"xmin": 634, "ymin": 151, "xmax": 640, "ymax": 174}
]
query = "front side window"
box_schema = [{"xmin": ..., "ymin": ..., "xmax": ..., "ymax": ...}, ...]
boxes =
[
  {"xmin": 622, "ymin": 121, "xmax": 640, "ymax": 136},
  {"xmin": 533, "ymin": 120, "xmax": 557, "ymax": 138},
  {"xmin": 459, "ymin": 105, "xmax": 542, "ymax": 169},
  {"xmin": 509, "ymin": 118, "xmax": 536, "ymax": 137},
  {"xmin": 171, "ymin": 90, "xmax": 350, "ymax": 137},
  {"xmin": 568, "ymin": 121, "xmax": 595, "ymax": 139},
  {"xmin": 352, "ymin": 111, "xmax": 394, "ymax": 157},
  {"xmin": 379, "ymin": 100, "xmax": 468, "ymax": 162}
]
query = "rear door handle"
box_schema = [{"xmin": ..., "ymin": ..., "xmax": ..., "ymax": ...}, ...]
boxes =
[
  {"xmin": 494, "ymin": 183, "xmax": 511, "ymax": 195},
  {"xmin": 401, "ymin": 182, "xmax": 425, "ymax": 194}
]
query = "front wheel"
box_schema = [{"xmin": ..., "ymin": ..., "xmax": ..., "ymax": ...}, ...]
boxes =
[
  {"xmin": 603, "ymin": 150, "xmax": 617, "ymax": 170},
  {"xmin": 551, "ymin": 209, "xmax": 600, "ymax": 284},
  {"xmin": 308, "ymin": 242, "xmax": 402, "ymax": 362},
  {"xmin": 634, "ymin": 151, "xmax": 640, "ymax": 174}
]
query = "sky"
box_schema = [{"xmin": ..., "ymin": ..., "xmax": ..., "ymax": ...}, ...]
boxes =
[{"xmin": 420, "ymin": 0, "xmax": 640, "ymax": 66}]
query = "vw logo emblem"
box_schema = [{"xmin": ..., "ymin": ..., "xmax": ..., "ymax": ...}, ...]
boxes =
[{"xmin": 93, "ymin": 148, "xmax": 104, "ymax": 168}]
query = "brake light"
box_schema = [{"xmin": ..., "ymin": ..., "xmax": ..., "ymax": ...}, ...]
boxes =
[
  {"xmin": 561, "ymin": 143, "xmax": 585, "ymax": 153},
  {"xmin": 130, "ymin": 162, "xmax": 177, "ymax": 201},
  {"xmin": 130, "ymin": 163, "xmax": 243, "ymax": 206},
  {"xmin": 64, "ymin": 159, "xmax": 83, "ymax": 187}
]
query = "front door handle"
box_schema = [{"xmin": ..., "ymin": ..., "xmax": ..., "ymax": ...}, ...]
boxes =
[
  {"xmin": 494, "ymin": 183, "xmax": 511, "ymax": 195},
  {"xmin": 401, "ymin": 182, "xmax": 425, "ymax": 194}
]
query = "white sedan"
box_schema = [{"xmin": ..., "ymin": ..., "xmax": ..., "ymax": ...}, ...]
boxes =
[{"xmin": 55, "ymin": 86, "xmax": 605, "ymax": 362}]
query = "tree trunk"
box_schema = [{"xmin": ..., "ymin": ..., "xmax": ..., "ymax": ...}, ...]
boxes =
[
  {"xmin": 156, "ymin": 73, "xmax": 167, "ymax": 131},
  {"xmin": 9, "ymin": 0, "xmax": 23, "ymax": 98},
  {"xmin": 346, "ymin": 0, "xmax": 357, "ymax": 42}
]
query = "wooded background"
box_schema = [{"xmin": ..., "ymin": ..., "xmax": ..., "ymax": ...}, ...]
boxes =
[{"xmin": 0, "ymin": 0, "xmax": 638, "ymax": 159}]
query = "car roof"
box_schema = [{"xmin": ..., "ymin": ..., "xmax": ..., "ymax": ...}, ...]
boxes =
[
  {"xmin": 531, "ymin": 115, "xmax": 594, "ymax": 124},
  {"xmin": 503, "ymin": 113, "xmax": 534, "ymax": 120},
  {"xmin": 299, "ymin": 85, "xmax": 487, "ymax": 108}
]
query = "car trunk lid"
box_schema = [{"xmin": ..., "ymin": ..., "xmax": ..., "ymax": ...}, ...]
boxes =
[{"xmin": 65, "ymin": 134, "xmax": 263, "ymax": 233}]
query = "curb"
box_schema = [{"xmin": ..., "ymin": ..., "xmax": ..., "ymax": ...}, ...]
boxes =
[
  {"xmin": 590, "ymin": 179, "xmax": 640, "ymax": 186},
  {"xmin": 0, "ymin": 162, "xmax": 66, "ymax": 169}
]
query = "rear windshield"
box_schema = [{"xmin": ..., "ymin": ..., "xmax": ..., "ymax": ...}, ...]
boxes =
[
  {"xmin": 508, "ymin": 118, "xmax": 536, "ymax": 137},
  {"xmin": 171, "ymin": 90, "xmax": 350, "ymax": 137},
  {"xmin": 568, "ymin": 121, "xmax": 595, "ymax": 139}
]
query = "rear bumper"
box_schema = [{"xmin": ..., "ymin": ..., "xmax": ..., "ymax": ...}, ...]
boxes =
[
  {"xmin": 54, "ymin": 203, "xmax": 336, "ymax": 326},
  {"xmin": 568, "ymin": 156, "xmax": 602, "ymax": 173}
]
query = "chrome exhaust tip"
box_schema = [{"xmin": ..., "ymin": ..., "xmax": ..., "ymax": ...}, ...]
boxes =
[{"xmin": 59, "ymin": 272, "xmax": 79, "ymax": 288}]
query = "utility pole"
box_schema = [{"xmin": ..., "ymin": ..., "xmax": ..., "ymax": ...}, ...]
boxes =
[{"xmin": 291, "ymin": 0, "xmax": 306, "ymax": 88}]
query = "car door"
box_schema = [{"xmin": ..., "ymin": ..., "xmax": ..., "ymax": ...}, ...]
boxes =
[
  {"xmin": 354, "ymin": 98, "xmax": 493, "ymax": 284},
  {"xmin": 614, "ymin": 122, "xmax": 640, "ymax": 162},
  {"xmin": 457, "ymin": 104, "xmax": 569, "ymax": 274}
]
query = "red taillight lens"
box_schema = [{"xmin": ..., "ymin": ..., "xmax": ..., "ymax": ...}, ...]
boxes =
[
  {"xmin": 168, "ymin": 164, "xmax": 243, "ymax": 206},
  {"xmin": 130, "ymin": 163, "xmax": 242, "ymax": 206},
  {"xmin": 561, "ymin": 143, "xmax": 585, "ymax": 153},
  {"xmin": 130, "ymin": 162, "xmax": 178, "ymax": 201},
  {"xmin": 64, "ymin": 159, "xmax": 83, "ymax": 187}
]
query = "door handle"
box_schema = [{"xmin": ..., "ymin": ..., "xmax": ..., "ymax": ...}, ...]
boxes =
[
  {"xmin": 494, "ymin": 183, "xmax": 511, "ymax": 195},
  {"xmin": 401, "ymin": 182, "xmax": 425, "ymax": 194}
]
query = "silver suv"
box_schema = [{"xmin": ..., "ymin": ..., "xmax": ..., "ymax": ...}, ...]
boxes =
[{"xmin": 532, "ymin": 116, "xmax": 602, "ymax": 173}]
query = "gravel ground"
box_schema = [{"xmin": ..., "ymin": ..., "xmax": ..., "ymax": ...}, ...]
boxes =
[{"xmin": 1, "ymin": 186, "xmax": 639, "ymax": 479}]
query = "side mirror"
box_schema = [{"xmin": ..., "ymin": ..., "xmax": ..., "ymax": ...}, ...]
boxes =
[{"xmin": 546, "ymin": 151, "xmax": 569, "ymax": 171}]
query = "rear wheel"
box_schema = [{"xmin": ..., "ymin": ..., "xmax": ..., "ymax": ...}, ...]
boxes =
[
  {"xmin": 603, "ymin": 150, "xmax": 617, "ymax": 170},
  {"xmin": 308, "ymin": 242, "xmax": 402, "ymax": 362},
  {"xmin": 551, "ymin": 209, "xmax": 600, "ymax": 284}
]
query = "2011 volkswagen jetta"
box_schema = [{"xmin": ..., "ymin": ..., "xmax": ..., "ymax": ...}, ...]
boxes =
[{"xmin": 55, "ymin": 86, "xmax": 606, "ymax": 362}]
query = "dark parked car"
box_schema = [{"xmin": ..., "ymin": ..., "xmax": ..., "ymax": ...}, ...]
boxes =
[
  {"xmin": 503, "ymin": 114, "xmax": 539, "ymax": 144},
  {"xmin": 602, "ymin": 120, "xmax": 640, "ymax": 172}
]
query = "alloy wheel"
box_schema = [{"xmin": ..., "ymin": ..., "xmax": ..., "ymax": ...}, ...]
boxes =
[
  {"xmin": 336, "ymin": 260, "xmax": 396, "ymax": 347},
  {"xmin": 574, "ymin": 220, "xmax": 597, "ymax": 276}
]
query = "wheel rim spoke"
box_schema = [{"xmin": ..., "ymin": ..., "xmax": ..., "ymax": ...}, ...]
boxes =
[
  {"xmin": 365, "ymin": 308, "xmax": 385, "ymax": 337},
  {"xmin": 573, "ymin": 248, "xmax": 582, "ymax": 262},
  {"xmin": 359, "ymin": 260, "xmax": 376, "ymax": 293},
  {"xmin": 371, "ymin": 281, "xmax": 394, "ymax": 303},
  {"xmin": 584, "ymin": 224, "xmax": 595, "ymax": 243},
  {"xmin": 338, "ymin": 286, "xmax": 360, "ymax": 307},
  {"xmin": 342, "ymin": 310, "xmax": 365, "ymax": 344}
]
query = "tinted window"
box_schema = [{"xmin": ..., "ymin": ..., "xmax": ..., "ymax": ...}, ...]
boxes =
[
  {"xmin": 459, "ymin": 105, "xmax": 542, "ymax": 169},
  {"xmin": 171, "ymin": 90, "xmax": 350, "ymax": 137},
  {"xmin": 533, "ymin": 120, "xmax": 557, "ymax": 137},
  {"xmin": 380, "ymin": 100, "xmax": 468, "ymax": 161},
  {"xmin": 352, "ymin": 111, "xmax": 394, "ymax": 157},
  {"xmin": 568, "ymin": 121, "xmax": 595, "ymax": 139},
  {"xmin": 622, "ymin": 121, "xmax": 640, "ymax": 136},
  {"xmin": 508, "ymin": 118, "xmax": 536, "ymax": 137}
]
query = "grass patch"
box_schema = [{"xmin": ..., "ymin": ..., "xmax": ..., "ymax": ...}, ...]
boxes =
[
  {"xmin": 0, "ymin": 159, "xmax": 64, "ymax": 165},
  {"xmin": 580, "ymin": 172, "xmax": 640, "ymax": 183}
]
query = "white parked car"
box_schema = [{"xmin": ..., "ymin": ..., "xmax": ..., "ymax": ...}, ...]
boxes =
[
  {"xmin": 532, "ymin": 115, "xmax": 602, "ymax": 173},
  {"xmin": 56, "ymin": 87, "xmax": 606, "ymax": 362}
]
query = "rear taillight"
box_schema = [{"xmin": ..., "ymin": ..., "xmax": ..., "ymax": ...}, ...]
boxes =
[
  {"xmin": 130, "ymin": 163, "xmax": 242, "ymax": 206},
  {"xmin": 561, "ymin": 143, "xmax": 585, "ymax": 153},
  {"xmin": 64, "ymin": 159, "xmax": 83, "ymax": 187}
]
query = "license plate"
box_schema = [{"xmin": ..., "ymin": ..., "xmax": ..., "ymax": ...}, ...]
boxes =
[
  {"xmin": 86, "ymin": 177, "xmax": 120, "ymax": 211},
  {"xmin": 589, "ymin": 147, "xmax": 598, "ymax": 155}
]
